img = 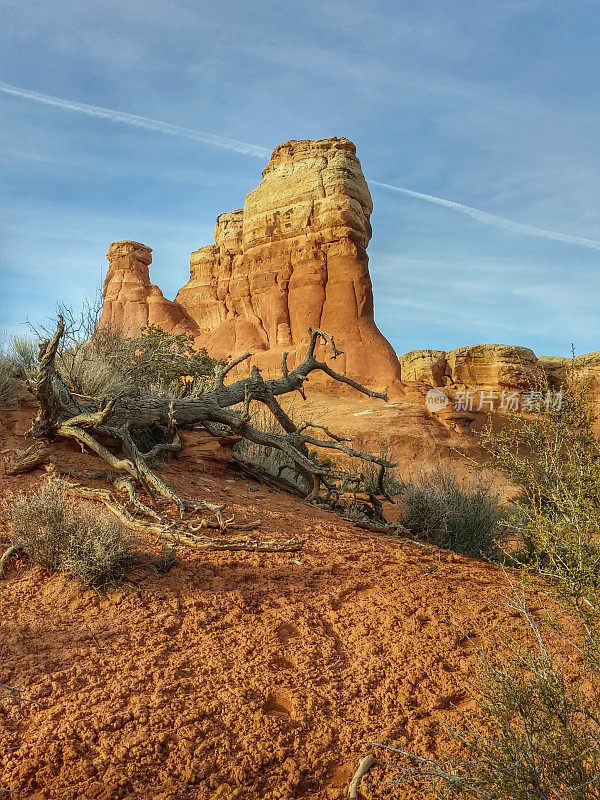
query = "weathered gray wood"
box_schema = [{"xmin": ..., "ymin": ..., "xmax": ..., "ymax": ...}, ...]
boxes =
[{"xmin": 27, "ymin": 319, "xmax": 396, "ymax": 516}]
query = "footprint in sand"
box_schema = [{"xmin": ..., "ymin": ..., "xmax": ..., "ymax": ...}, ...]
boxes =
[
  {"xmin": 268, "ymin": 653, "xmax": 295, "ymax": 672},
  {"xmin": 264, "ymin": 690, "xmax": 294, "ymax": 720},
  {"xmin": 276, "ymin": 622, "xmax": 299, "ymax": 644}
]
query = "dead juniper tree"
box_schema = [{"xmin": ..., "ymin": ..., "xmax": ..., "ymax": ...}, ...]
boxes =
[{"xmin": 15, "ymin": 317, "xmax": 396, "ymax": 553}]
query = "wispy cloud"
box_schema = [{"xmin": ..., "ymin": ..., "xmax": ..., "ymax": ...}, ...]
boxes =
[
  {"xmin": 0, "ymin": 82, "xmax": 271, "ymax": 158},
  {"xmin": 4, "ymin": 80, "xmax": 600, "ymax": 253},
  {"xmin": 370, "ymin": 181, "xmax": 600, "ymax": 251}
]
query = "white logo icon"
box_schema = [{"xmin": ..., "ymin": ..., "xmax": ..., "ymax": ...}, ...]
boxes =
[{"xmin": 426, "ymin": 388, "xmax": 450, "ymax": 413}]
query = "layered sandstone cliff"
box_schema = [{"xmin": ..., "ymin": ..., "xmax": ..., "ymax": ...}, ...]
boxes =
[
  {"xmin": 399, "ymin": 349, "xmax": 448, "ymax": 385},
  {"xmin": 100, "ymin": 139, "xmax": 402, "ymax": 395},
  {"xmin": 446, "ymin": 344, "xmax": 538, "ymax": 389},
  {"xmin": 399, "ymin": 344, "xmax": 600, "ymax": 397},
  {"xmin": 400, "ymin": 344, "xmax": 539, "ymax": 391}
]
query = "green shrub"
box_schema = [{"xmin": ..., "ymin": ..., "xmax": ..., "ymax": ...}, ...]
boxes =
[
  {"xmin": 380, "ymin": 380, "xmax": 600, "ymax": 800},
  {"xmin": 480, "ymin": 378, "xmax": 600, "ymax": 608},
  {"xmin": 399, "ymin": 470, "xmax": 503, "ymax": 559},
  {"xmin": 308, "ymin": 449, "xmax": 335, "ymax": 470},
  {"xmin": 136, "ymin": 324, "xmax": 221, "ymax": 393},
  {"xmin": 55, "ymin": 323, "xmax": 223, "ymax": 399}
]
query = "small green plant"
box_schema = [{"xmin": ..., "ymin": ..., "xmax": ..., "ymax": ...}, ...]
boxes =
[
  {"xmin": 136, "ymin": 323, "xmax": 221, "ymax": 393},
  {"xmin": 5, "ymin": 479, "xmax": 168, "ymax": 588},
  {"xmin": 308, "ymin": 449, "xmax": 335, "ymax": 470},
  {"xmin": 399, "ymin": 470, "xmax": 503, "ymax": 560}
]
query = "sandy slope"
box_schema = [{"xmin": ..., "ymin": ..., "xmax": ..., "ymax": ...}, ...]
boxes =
[{"xmin": 0, "ymin": 398, "xmax": 553, "ymax": 799}]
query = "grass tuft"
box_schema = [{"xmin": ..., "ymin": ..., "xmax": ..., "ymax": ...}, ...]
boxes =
[
  {"xmin": 6, "ymin": 479, "xmax": 136, "ymax": 588},
  {"xmin": 398, "ymin": 470, "xmax": 503, "ymax": 560}
]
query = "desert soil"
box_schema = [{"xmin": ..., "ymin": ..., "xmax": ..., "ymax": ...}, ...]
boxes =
[{"xmin": 0, "ymin": 397, "xmax": 555, "ymax": 799}]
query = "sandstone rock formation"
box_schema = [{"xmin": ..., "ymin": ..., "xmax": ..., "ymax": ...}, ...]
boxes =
[
  {"xmin": 537, "ymin": 356, "xmax": 570, "ymax": 388},
  {"xmin": 445, "ymin": 344, "xmax": 538, "ymax": 389},
  {"xmin": 537, "ymin": 354, "xmax": 600, "ymax": 390},
  {"xmin": 573, "ymin": 352, "xmax": 600, "ymax": 391},
  {"xmin": 399, "ymin": 343, "xmax": 540, "ymax": 391},
  {"xmin": 100, "ymin": 139, "xmax": 402, "ymax": 395},
  {"xmin": 99, "ymin": 241, "xmax": 199, "ymax": 338},
  {"xmin": 399, "ymin": 349, "xmax": 447, "ymax": 385}
]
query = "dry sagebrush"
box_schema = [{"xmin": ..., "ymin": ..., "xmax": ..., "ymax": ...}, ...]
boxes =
[
  {"xmin": 6, "ymin": 479, "xmax": 136, "ymax": 588},
  {"xmin": 377, "ymin": 381, "xmax": 600, "ymax": 799},
  {"xmin": 398, "ymin": 470, "xmax": 503, "ymax": 560}
]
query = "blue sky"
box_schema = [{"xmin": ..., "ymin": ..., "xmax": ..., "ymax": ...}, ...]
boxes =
[{"xmin": 2, "ymin": 0, "xmax": 600, "ymax": 357}]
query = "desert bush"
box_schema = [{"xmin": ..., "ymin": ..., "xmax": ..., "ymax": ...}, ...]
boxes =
[
  {"xmin": 384, "ymin": 596, "xmax": 600, "ymax": 800},
  {"xmin": 480, "ymin": 378, "xmax": 600, "ymax": 611},
  {"xmin": 55, "ymin": 323, "xmax": 222, "ymax": 399},
  {"xmin": 399, "ymin": 470, "xmax": 503, "ymax": 560},
  {"xmin": 56, "ymin": 333, "xmax": 138, "ymax": 397},
  {"xmin": 136, "ymin": 324, "xmax": 221, "ymax": 393},
  {"xmin": 0, "ymin": 352, "xmax": 20, "ymax": 408},
  {"xmin": 6, "ymin": 479, "xmax": 135, "ymax": 587},
  {"xmin": 10, "ymin": 335, "xmax": 38, "ymax": 379},
  {"xmin": 0, "ymin": 334, "xmax": 37, "ymax": 407},
  {"xmin": 380, "ymin": 380, "xmax": 600, "ymax": 799},
  {"xmin": 27, "ymin": 295, "xmax": 222, "ymax": 399}
]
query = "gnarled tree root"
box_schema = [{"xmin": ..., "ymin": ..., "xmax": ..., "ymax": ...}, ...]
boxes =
[
  {"xmin": 3, "ymin": 442, "xmax": 52, "ymax": 476},
  {"xmin": 0, "ymin": 544, "xmax": 24, "ymax": 578},
  {"xmin": 348, "ymin": 755, "xmax": 376, "ymax": 799},
  {"xmin": 66, "ymin": 484, "xmax": 304, "ymax": 552}
]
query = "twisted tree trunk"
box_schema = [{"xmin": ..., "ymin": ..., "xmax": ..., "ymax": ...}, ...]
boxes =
[{"xmin": 23, "ymin": 318, "xmax": 396, "ymax": 545}]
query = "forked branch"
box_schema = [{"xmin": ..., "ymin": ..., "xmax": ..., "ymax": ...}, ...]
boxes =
[{"xmin": 27, "ymin": 318, "xmax": 397, "ymax": 527}]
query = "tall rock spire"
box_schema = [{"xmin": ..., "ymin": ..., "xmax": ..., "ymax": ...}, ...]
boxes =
[
  {"xmin": 99, "ymin": 241, "xmax": 199, "ymax": 337},
  {"xmin": 99, "ymin": 139, "xmax": 403, "ymax": 395}
]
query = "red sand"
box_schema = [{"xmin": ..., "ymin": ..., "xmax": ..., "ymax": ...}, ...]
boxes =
[{"xmin": 0, "ymin": 398, "xmax": 557, "ymax": 799}]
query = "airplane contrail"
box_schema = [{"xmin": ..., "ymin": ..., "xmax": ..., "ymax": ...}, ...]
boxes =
[
  {"xmin": 0, "ymin": 81, "xmax": 271, "ymax": 159},
  {"xmin": 3, "ymin": 81, "xmax": 599, "ymax": 251},
  {"xmin": 370, "ymin": 181, "xmax": 600, "ymax": 251}
]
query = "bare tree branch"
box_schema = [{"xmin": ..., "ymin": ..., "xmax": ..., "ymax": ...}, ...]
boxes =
[{"xmin": 26, "ymin": 319, "xmax": 397, "ymax": 524}]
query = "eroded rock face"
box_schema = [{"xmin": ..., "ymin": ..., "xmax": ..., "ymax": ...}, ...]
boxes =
[
  {"xmin": 399, "ymin": 349, "xmax": 447, "ymax": 385},
  {"xmin": 100, "ymin": 139, "xmax": 402, "ymax": 395},
  {"xmin": 574, "ymin": 353, "xmax": 600, "ymax": 390},
  {"xmin": 537, "ymin": 354, "xmax": 600, "ymax": 390},
  {"xmin": 176, "ymin": 137, "xmax": 402, "ymax": 392},
  {"xmin": 99, "ymin": 241, "xmax": 199, "ymax": 338},
  {"xmin": 537, "ymin": 356, "xmax": 570, "ymax": 388},
  {"xmin": 446, "ymin": 344, "xmax": 538, "ymax": 389},
  {"xmin": 398, "ymin": 344, "xmax": 540, "ymax": 390}
]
